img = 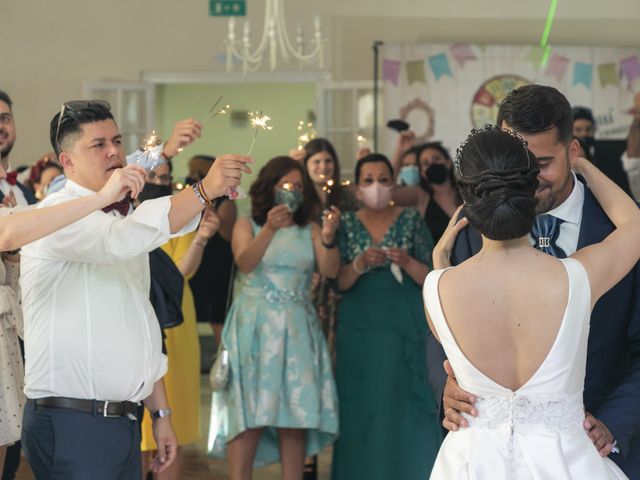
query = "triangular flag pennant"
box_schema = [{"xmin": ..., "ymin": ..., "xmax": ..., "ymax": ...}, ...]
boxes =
[
  {"xmin": 450, "ymin": 44, "xmax": 476, "ymax": 68},
  {"xmin": 573, "ymin": 62, "xmax": 593, "ymax": 88},
  {"xmin": 544, "ymin": 53, "xmax": 570, "ymax": 81},
  {"xmin": 526, "ymin": 46, "xmax": 545, "ymax": 68},
  {"xmin": 598, "ymin": 63, "xmax": 619, "ymax": 88},
  {"xmin": 620, "ymin": 56, "xmax": 640, "ymax": 85},
  {"xmin": 382, "ymin": 59, "xmax": 402, "ymax": 86},
  {"xmin": 405, "ymin": 60, "xmax": 426, "ymax": 85},
  {"xmin": 428, "ymin": 53, "xmax": 452, "ymax": 80}
]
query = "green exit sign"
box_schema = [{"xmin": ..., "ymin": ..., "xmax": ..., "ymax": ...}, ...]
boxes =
[{"xmin": 209, "ymin": 0, "xmax": 246, "ymax": 16}]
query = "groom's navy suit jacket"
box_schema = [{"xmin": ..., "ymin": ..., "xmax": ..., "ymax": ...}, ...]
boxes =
[{"xmin": 426, "ymin": 187, "xmax": 640, "ymax": 477}]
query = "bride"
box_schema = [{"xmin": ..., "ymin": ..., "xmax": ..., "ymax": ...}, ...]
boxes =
[{"xmin": 423, "ymin": 126, "xmax": 638, "ymax": 479}]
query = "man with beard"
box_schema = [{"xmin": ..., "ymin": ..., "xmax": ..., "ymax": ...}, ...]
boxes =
[
  {"xmin": 572, "ymin": 105, "xmax": 632, "ymax": 196},
  {"xmin": 0, "ymin": 91, "xmax": 36, "ymax": 209},
  {"xmin": 0, "ymin": 90, "xmax": 35, "ymax": 480},
  {"xmin": 426, "ymin": 85, "xmax": 640, "ymax": 478}
]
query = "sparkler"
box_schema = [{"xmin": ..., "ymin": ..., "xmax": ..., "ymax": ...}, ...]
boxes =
[
  {"xmin": 135, "ymin": 130, "xmax": 164, "ymax": 171},
  {"xmin": 247, "ymin": 111, "xmax": 273, "ymax": 156},
  {"xmin": 176, "ymin": 97, "xmax": 231, "ymax": 154},
  {"xmin": 296, "ymin": 120, "xmax": 316, "ymax": 151},
  {"xmin": 225, "ymin": 111, "xmax": 273, "ymax": 200}
]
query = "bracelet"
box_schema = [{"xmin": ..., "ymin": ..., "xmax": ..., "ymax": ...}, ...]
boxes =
[
  {"xmin": 321, "ymin": 238, "xmax": 337, "ymax": 249},
  {"xmin": 196, "ymin": 181, "xmax": 212, "ymax": 205},
  {"xmin": 191, "ymin": 181, "xmax": 211, "ymax": 206},
  {"xmin": 352, "ymin": 255, "xmax": 367, "ymax": 275}
]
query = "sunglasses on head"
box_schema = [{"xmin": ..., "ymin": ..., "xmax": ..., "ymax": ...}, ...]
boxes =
[{"xmin": 55, "ymin": 100, "xmax": 111, "ymax": 152}]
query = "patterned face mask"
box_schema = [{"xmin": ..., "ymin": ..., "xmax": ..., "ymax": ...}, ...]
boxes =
[{"xmin": 275, "ymin": 188, "xmax": 304, "ymax": 212}]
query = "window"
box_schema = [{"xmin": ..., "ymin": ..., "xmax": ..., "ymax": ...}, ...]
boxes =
[
  {"xmin": 317, "ymin": 81, "xmax": 382, "ymax": 178},
  {"xmin": 83, "ymin": 82, "xmax": 154, "ymax": 153}
]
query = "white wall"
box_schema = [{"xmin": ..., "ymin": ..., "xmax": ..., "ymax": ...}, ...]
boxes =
[{"xmin": 3, "ymin": 0, "xmax": 640, "ymax": 164}]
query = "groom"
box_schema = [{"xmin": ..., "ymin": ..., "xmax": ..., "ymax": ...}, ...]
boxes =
[{"xmin": 426, "ymin": 84, "xmax": 640, "ymax": 477}]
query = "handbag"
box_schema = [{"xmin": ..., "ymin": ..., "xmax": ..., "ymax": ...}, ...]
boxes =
[
  {"xmin": 209, "ymin": 262, "xmax": 236, "ymax": 391},
  {"xmin": 209, "ymin": 343, "xmax": 230, "ymax": 391}
]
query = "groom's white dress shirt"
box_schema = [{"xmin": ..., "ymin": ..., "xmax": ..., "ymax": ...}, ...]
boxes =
[{"xmin": 20, "ymin": 179, "xmax": 199, "ymax": 403}]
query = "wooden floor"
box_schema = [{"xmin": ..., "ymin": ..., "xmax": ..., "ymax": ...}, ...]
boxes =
[{"xmin": 15, "ymin": 376, "xmax": 332, "ymax": 479}]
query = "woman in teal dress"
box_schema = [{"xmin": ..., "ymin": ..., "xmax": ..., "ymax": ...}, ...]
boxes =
[
  {"xmin": 208, "ymin": 156, "xmax": 341, "ymax": 480},
  {"xmin": 332, "ymin": 153, "xmax": 442, "ymax": 480}
]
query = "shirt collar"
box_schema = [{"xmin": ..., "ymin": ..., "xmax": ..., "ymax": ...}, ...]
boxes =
[
  {"xmin": 545, "ymin": 173, "xmax": 584, "ymax": 225},
  {"xmin": 64, "ymin": 179, "xmax": 97, "ymax": 198}
]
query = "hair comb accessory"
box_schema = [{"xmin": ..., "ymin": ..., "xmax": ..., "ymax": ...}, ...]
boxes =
[{"xmin": 455, "ymin": 124, "xmax": 531, "ymax": 177}]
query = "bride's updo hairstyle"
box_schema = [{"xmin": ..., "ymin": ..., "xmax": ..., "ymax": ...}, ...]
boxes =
[{"xmin": 455, "ymin": 126, "xmax": 539, "ymax": 241}]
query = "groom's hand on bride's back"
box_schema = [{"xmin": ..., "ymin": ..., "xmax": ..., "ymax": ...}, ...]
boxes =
[
  {"xmin": 584, "ymin": 412, "xmax": 614, "ymax": 457},
  {"xmin": 442, "ymin": 360, "xmax": 478, "ymax": 431}
]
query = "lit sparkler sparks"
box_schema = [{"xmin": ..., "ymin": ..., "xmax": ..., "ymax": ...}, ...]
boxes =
[
  {"xmin": 247, "ymin": 111, "xmax": 273, "ymax": 156},
  {"xmin": 296, "ymin": 120, "xmax": 316, "ymax": 150},
  {"xmin": 137, "ymin": 130, "xmax": 164, "ymax": 170}
]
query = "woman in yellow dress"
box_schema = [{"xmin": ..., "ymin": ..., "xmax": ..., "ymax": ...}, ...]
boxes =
[{"xmin": 140, "ymin": 161, "xmax": 220, "ymax": 479}]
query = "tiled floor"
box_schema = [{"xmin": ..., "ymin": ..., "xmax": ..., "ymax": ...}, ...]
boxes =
[{"xmin": 15, "ymin": 376, "xmax": 332, "ymax": 479}]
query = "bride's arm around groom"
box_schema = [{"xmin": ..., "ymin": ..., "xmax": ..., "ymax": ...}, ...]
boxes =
[{"xmin": 426, "ymin": 155, "xmax": 640, "ymax": 476}]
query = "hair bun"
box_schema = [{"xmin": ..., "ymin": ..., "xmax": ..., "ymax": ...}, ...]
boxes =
[{"xmin": 455, "ymin": 128, "xmax": 540, "ymax": 241}]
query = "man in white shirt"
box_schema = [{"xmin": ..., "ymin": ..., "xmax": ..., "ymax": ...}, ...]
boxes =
[
  {"xmin": 19, "ymin": 100, "xmax": 251, "ymax": 479},
  {"xmin": 0, "ymin": 90, "xmax": 36, "ymax": 208}
]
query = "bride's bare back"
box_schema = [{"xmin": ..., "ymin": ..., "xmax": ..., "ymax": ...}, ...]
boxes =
[{"xmin": 437, "ymin": 247, "xmax": 569, "ymax": 392}]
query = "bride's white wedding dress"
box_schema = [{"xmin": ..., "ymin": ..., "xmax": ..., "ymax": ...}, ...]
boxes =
[{"xmin": 423, "ymin": 258, "xmax": 628, "ymax": 479}]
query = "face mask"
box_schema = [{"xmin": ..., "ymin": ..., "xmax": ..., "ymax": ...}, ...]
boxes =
[
  {"xmin": 138, "ymin": 182, "xmax": 173, "ymax": 203},
  {"xmin": 399, "ymin": 165, "xmax": 420, "ymax": 186},
  {"xmin": 275, "ymin": 188, "xmax": 304, "ymax": 212},
  {"xmin": 426, "ymin": 163, "xmax": 450, "ymax": 185},
  {"xmin": 359, "ymin": 182, "xmax": 393, "ymax": 210},
  {"xmin": 581, "ymin": 136, "xmax": 595, "ymax": 149}
]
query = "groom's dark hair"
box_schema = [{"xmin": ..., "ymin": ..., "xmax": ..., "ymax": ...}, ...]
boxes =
[{"xmin": 497, "ymin": 85, "xmax": 573, "ymax": 145}]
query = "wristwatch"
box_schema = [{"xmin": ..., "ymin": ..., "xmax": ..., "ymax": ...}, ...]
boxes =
[{"xmin": 151, "ymin": 408, "xmax": 172, "ymax": 419}]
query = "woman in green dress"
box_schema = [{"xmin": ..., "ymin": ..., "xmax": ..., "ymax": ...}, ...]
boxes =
[{"xmin": 332, "ymin": 153, "xmax": 442, "ymax": 480}]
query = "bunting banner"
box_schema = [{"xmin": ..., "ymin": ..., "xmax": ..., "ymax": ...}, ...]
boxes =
[
  {"xmin": 382, "ymin": 43, "xmax": 640, "ymax": 153},
  {"xmin": 573, "ymin": 62, "xmax": 593, "ymax": 88},
  {"xmin": 428, "ymin": 53, "xmax": 452, "ymax": 80},
  {"xmin": 406, "ymin": 60, "xmax": 426, "ymax": 85},
  {"xmin": 382, "ymin": 59, "xmax": 402, "ymax": 86},
  {"xmin": 545, "ymin": 53, "xmax": 570, "ymax": 81},
  {"xmin": 450, "ymin": 44, "xmax": 476, "ymax": 68},
  {"xmin": 620, "ymin": 55, "xmax": 640, "ymax": 85},
  {"xmin": 598, "ymin": 63, "xmax": 619, "ymax": 88},
  {"xmin": 526, "ymin": 46, "xmax": 546, "ymax": 68}
]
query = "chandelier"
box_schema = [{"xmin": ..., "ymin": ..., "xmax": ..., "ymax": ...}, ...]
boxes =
[{"xmin": 225, "ymin": 0, "xmax": 324, "ymax": 74}]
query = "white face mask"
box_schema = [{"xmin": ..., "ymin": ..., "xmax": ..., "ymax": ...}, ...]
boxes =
[{"xmin": 359, "ymin": 182, "xmax": 393, "ymax": 210}]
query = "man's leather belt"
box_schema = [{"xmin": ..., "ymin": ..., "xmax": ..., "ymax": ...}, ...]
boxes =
[{"xmin": 33, "ymin": 397, "xmax": 138, "ymax": 419}]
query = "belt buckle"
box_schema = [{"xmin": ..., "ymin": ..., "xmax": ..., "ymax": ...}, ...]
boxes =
[{"xmin": 102, "ymin": 400, "xmax": 120, "ymax": 418}]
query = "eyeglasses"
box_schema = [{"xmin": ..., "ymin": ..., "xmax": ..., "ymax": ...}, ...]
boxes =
[{"xmin": 54, "ymin": 100, "xmax": 111, "ymax": 153}]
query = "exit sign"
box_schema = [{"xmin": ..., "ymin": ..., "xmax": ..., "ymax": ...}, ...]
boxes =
[{"xmin": 209, "ymin": 0, "xmax": 246, "ymax": 16}]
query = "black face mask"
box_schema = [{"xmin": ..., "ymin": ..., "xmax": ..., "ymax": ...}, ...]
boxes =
[
  {"xmin": 426, "ymin": 163, "xmax": 450, "ymax": 185},
  {"xmin": 138, "ymin": 183, "xmax": 173, "ymax": 203},
  {"xmin": 581, "ymin": 136, "xmax": 596, "ymax": 154}
]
